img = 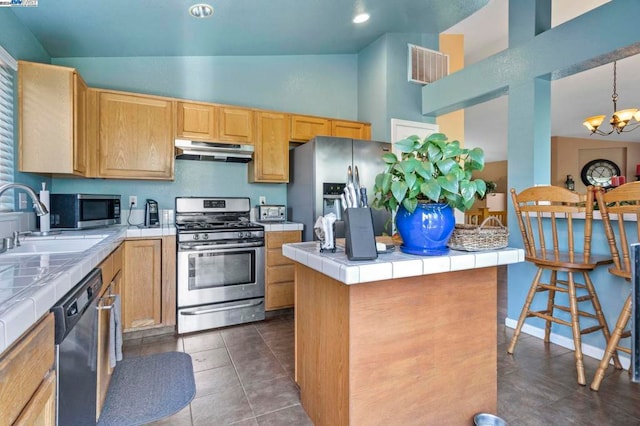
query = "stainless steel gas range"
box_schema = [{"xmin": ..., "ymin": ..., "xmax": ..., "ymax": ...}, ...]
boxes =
[{"xmin": 175, "ymin": 197, "xmax": 265, "ymax": 334}]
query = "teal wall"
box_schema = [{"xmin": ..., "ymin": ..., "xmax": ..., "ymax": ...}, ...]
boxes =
[
  {"xmin": 421, "ymin": 0, "xmax": 640, "ymax": 350},
  {"xmin": 358, "ymin": 33, "xmax": 437, "ymax": 141}
]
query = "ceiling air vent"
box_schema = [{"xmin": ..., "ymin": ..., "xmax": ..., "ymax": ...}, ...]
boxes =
[{"xmin": 407, "ymin": 44, "xmax": 449, "ymax": 85}]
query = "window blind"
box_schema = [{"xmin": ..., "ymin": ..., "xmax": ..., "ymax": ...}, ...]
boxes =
[{"xmin": 0, "ymin": 45, "xmax": 16, "ymax": 212}]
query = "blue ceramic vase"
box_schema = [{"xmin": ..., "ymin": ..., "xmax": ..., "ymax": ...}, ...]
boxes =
[{"xmin": 395, "ymin": 202, "xmax": 455, "ymax": 256}]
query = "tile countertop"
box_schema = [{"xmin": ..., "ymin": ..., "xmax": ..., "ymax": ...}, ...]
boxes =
[
  {"xmin": 0, "ymin": 224, "xmax": 175, "ymax": 354},
  {"xmin": 282, "ymin": 241, "xmax": 525, "ymax": 285}
]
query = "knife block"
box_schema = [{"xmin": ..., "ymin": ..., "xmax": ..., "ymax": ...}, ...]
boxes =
[{"xmin": 344, "ymin": 208, "xmax": 378, "ymax": 261}]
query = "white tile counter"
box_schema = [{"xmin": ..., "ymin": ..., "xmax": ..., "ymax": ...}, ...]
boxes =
[
  {"xmin": 0, "ymin": 224, "xmax": 175, "ymax": 353},
  {"xmin": 282, "ymin": 241, "xmax": 525, "ymax": 285}
]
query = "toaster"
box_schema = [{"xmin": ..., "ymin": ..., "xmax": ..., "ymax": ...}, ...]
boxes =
[{"xmin": 258, "ymin": 205, "xmax": 286, "ymax": 222}]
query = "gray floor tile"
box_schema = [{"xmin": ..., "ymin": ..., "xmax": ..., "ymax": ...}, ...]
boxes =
[
  {"xmin": 191, "ymin": 385, "xmax": 254, "ymax": 425},
  {"xmin": 255, "ymin": 404, "xmax": 313, "ymax": 426},
  {"xmin": 194, "ymin": 365, "xmax": 242, "ymax": 398},
  {"xmin": 148, "ymin": 405, "xmax": 192, "ymax": 425},
  {"xmin": 244, "ymin": 376, "xmax": 301, "ymax": 416},
  {"xmin": 191, "ymin": 347, "xmax": 232, "ymax": 372},
  {"xmin": 183, "ymin": 330, "xmax": 225, "ymax": 353}
]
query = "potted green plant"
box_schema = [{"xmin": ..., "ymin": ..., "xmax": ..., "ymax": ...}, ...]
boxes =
[{"xmin": 371, "ymin": 132, "xmax": 487, "ymax": 255}]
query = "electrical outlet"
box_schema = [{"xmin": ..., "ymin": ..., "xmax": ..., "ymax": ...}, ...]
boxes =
[
  {"xmin": 129, "ymin": 196, "xmax": 137, "ymax": 208},
  {"xmin": 19, "ymin": 193, "xmax": 27, "ymax": 209},
  {"xmin": 259, "ymin": 196, "xmax": 266, "ymax": 205}
]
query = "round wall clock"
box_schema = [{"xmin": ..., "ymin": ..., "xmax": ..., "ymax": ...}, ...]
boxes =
[{"xmin": 580, "ymin": 159, "xmax": 621, "ymax": 187}]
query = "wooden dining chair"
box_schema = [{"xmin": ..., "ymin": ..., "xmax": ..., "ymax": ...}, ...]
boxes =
[
  {"xmin": 590, "ymin": 183, "xmax": 640, "ymax": 391},
  {"xmin": 508, "ymin": 185, "xmax": 618, "ymax": 385}
]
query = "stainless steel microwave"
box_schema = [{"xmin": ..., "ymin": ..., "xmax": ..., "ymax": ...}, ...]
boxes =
[{"xmin": 49, "ymin": 194, "xmax": 121, "ymax": 229}]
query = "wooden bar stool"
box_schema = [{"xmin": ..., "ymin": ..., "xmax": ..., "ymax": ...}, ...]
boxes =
[
  {"xmin": 508, "ymin": 185, "xmax": 618, "ymax": 385},
  {"xmin": 590, "ymin": 183, "xmax": 640, "ymax": 391}
]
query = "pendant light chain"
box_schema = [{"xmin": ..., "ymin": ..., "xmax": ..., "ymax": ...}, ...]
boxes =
[{"xmin": 611, "ymin": 61, "xmax": 618, "ymax": 112}]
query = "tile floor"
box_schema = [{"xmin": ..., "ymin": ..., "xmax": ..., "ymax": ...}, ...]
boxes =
[{"xmin": 121, "ymin": 267, "xmax": 640, "ymax": 425}]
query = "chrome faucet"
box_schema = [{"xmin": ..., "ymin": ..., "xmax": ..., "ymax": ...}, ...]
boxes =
[{"xmin": 0, "ymin": 183, "xmax": 48, "ymax": 216}]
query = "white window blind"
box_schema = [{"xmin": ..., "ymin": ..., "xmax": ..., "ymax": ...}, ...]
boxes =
[{"xmin": 0, "ymin": 45, "xmax": 16, "ymax": 212}]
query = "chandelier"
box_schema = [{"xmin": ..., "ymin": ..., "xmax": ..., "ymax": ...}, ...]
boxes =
[{"xmin": 583, "ymin": 61, "xmax": 640, "ymax": 136}]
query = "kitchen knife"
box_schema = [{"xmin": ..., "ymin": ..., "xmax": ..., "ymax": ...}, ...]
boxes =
[
  {"xmin": 347, "ymin": 183, "xmax": 358, "ymax": 209},
  {"xmin": 360, "ymin": 187, "xmax": 368, "ymax": 207},
  {"xmin": 354, "ymin": 166, "xmax": 361, "ymax": 207}
]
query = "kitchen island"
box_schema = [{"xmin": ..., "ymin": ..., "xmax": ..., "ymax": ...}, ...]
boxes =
[{"xmin": 283, "ymin": 242, "xmax": 524, "ymax": 426}]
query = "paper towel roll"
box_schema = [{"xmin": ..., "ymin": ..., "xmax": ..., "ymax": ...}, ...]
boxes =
[{"xmin": 39, "ymin": 183, "xmax": 50, "ymax": 233}]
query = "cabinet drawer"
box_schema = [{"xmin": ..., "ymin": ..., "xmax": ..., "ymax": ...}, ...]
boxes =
[
  {"xmin": 112, "ymin": 243, "xmax": 123, "ymax": 275},
  {"xmin": 0, "ymin": 314, "xmax": 55, "ymax": 425},
  {"xmin": 266, "ymin": 281, "xmax": 294, "ymax": 310},
  {"xmin": 267, "ymin": 264, "xmax": 295, "ymax": 284},
  {"xmin": 267, "ymin": 249, "xmax": 295, "ymax": 267},
  {"xmin": 266, "ymin": 231, "xmax": 301, "ymax": 249}
]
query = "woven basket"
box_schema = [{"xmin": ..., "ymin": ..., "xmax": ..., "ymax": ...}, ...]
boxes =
[{"xmin": 448, "ymin": 216, "xmax": 509, "ymax": 251}]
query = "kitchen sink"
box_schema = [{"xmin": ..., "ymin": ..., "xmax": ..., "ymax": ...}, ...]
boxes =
[{"xmin": 2, "ymin": 238, "xmax": 102, "ymax": 256}]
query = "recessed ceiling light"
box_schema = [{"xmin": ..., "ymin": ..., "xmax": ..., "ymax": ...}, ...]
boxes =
[
  {"xmin": 189, "ymin": 3, "xmax": 214, "ymax": 18},
  {"xmin": 353, "ymin": 13, "xmax": 370, "ymax": 24}
]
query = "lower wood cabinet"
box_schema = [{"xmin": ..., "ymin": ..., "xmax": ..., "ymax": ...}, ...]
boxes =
[
  {"xmin": 96, "ymin": 244, "xmax": 123, "ymax": 420},
  {"xmin": 121, "ymin": 236, "xmax": 176, "ymax": 332},
  {"xmin": 0, "ymin": 314, "xmax": 56, "ymax": 426},
  {"xmin": 123, "ymin": 239, "xmax": 162, "ymax": 330},
  {"xmin": 265, "ymin": 230, "xmax": 301, "ymax": 310}
]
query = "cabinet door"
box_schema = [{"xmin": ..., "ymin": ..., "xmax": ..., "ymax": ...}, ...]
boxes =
[
  {"xmin": 332, "ymin": 120, "xmax": 371, "ymax": 140},
  {"xmin": 290, "ymin": 115, "xmax": 331, "ymax": 142},
  {"xmin": 218, "ymin": 106, "xmax": 253, "ymax": 143},
  {"xmin": 122, "ymin": 239, "xmax": 162, "ymax": 330},
  {"xmin": 18, "ymin": 61, "xmax": 82, "ymax": 175},
  {"xmin": 13, "ymin": 371, "xmax": 56, "ymax": 426},
  {"xmin": 98, "ymin": 92, "xmax": 174, "ymax": 180},
  {"xmin": 176, "ymin": 101, "xmax": 217, "ymax": 141},
  {"xmin": 249, "ymin": 111, "xmax": 289, "ymax": 183},
  {"xmin": 265, "ymin": 231, "xmax": 301, "ymax": 310},
  {"xmin": 73, "ymin": 74, "xmax": 88, "ymax": 175}
]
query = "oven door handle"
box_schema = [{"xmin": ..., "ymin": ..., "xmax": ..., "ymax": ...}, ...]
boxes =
[
  {"xmin": 181, "ymin": 300, "xmax": 264, "ymax": 315},
  {"xmin": 180, "ymin": 242, "xmax": 263, "ymax": 251}
]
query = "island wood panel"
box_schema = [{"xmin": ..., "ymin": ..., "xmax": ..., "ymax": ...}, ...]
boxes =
[
  {"xmin": 295, "ymin": 265, "xmax": 497, "ymax": 426},
  {"xmin": 295, "ymin": 264, "xmax": 350, "ymax": 426}
]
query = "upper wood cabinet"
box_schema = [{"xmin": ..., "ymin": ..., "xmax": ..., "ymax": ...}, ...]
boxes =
[
  {"xmin": 249, "ymin": 111, "xmax": 290, "ymax": 183},
  {"xmin": 218, "ymin": 106, "xmax": 253, "ymax": 144},
  {"xmin": 97, "ymin": 90, "xmax": 175, "ymax": 180},
  {"xmin": 290, "ymin": 114, "xmax": 371, "ymax": 142},
  {"xmin": 176, "ymin": 101, "xmax": 217, "ymax": 141},
  {"xmin": 290, "ymin": 114, "xmax": 331, "ymax": 142},
  {"xmin": 332, "ymin": 120, "xmax": 371, "ymax": 140},
  {"xmin": 18, "ymin": 61, "xmax": 88, "ymax": 176}
]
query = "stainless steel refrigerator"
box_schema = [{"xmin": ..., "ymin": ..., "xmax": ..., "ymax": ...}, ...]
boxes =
[{"xmin": 287, "ymin": 136, "xmax": 392, "ymax": 241}]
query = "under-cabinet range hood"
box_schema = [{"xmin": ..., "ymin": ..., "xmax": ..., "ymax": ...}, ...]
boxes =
[{"xmin": 175, "ymin": 139, "xmax": 254, "ymax": 163}]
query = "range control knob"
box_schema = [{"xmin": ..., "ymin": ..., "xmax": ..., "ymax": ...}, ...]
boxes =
[
  {"xmin": 193, "ymin": 233, "xmax": 200, "ymax": 240},
  {"xmin": 202, "ymin": 233, "xmax": 209, "ymax": 240}
]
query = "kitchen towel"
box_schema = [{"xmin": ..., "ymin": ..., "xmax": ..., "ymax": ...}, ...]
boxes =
[{"xmin": 109, "ymin": 294, "xmax": 123, "ymax": 368}]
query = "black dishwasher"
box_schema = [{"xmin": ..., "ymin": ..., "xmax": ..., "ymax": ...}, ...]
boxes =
[{"xmin": 51, "ymin": 268, "xmax": 102, "ymax": 426}]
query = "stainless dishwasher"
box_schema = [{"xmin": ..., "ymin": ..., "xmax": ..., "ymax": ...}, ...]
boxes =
[{"xmin": 51, "ymin": 268, "xmax": 102, "ymax": 426}]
